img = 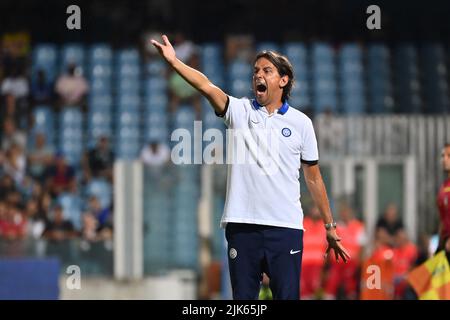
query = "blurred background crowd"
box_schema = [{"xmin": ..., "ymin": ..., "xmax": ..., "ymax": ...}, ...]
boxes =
[{"xmin": 0, "ymin": 0, "xmax": 449, "ymax": 299}]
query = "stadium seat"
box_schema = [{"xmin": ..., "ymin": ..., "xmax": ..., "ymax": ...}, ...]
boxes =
[
  {"xmin": 144, "ymin": 94, "xmax": 168, "ymax": 113},
  {"xmin": 228, "ymin": 60, "xmax": 252, "ymax": 80},
  {"xmin": 32, "ymin": 44, "xmax": 58, "ymax": 83},
  {"xmin": 146, "ymin": 59, "xmax": 166, "ymax": 76},
  {"xmin": 59, "ymin": 108, "xmax": 84, "ymax": 165},
  {"xmin": 117, "ymin": 94, "xmax": 140, "ymax": 112},
  {"xmin": 116, "ymin": 48, "xmax": 140, "ymax": 65},
  {"xmin": 58, "ymin": 192, "xmax": 83, "ymax": 230},
  {"xmin": 256, "ymin": 42, "xmax": 280, "ymax": 53},
  {"xmin": 85, "ymin": 178, "xmax": 112, "ymax": 210},
  {"xmin": 60, "ymin": 43, "xmax": 85, "ymax": 73},
  {"xmin": 32, "ymin": 106, "xmax": 55, "ymax": 143},
  {"xmin": 88, "ymin": 44, "xmax": 113, "ymax": 65}
]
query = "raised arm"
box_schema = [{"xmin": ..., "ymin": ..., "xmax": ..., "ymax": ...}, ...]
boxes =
[
  {"xmin": 151, "ymin": 35, "xmax": 228, "ymax": 115},
  {"xmin": 302, "ymin": 163, "xmax": 351, "ymax": 263}
]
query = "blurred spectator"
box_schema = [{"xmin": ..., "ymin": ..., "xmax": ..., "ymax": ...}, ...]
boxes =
[
  {"xmin": 300, "ymin": 205, "xmax": 327, "ymax": 299},
  {"xmin": 37, "ymin": 190, "xmax": 52, "ymax": 220},
  {"xmin": 1, "ymin": 65, "xmax": 29, "ymax": 124},
  {"xmin": 370, "ymin": 227, "xmax": 395, "ymax": 261},
  {"xmin": 360, "ymin": 227, "xmax": 396, "ymax": 300},
  {"xmin": 1, "ymin": 117, "xmax": 26, "ymax": 151},
  {"xmin": 140, "ymin": 140, "xmax": 170, "ymax": 166},
  {"xmin": 169, "ymin": 33, "xmax": 201, "ymax": 119},
  {"xmin": 0, "ymin": 200, "xmax": 6, "ymax": 234},
  {"xmin": 86, "ymin": 195, "xmax": 112, "ymax": 232},
  {"xmin": 323, "ymin": 203, "xmax": 366, "ymax": 300},
  {"xmin": 168, "ymin": 55, "xmax": 202, "ymax": 118},
  {"xmin": 173, "ymin": 32, "xmax": 197, "ymax": 63},
  {"xmin": 392, "ymin": 229, "xmax": 418, "ymax": 299},
  {"xmin": 80, "ymin": 212, "xmax": 100, "ymax": 241},
  {"xmin": 376, "ymin": 202, "xmax": 403, "ymax": 245},
  {"xmin": 55, "ymin": 63, "xmax": 88, "ymax": 108},
  {"xmin": 27, "ymin": 132, "xmax": 55, "ymax": 182},
  {"xmin": 82, "ymin": 136, "xmax": 114, "ymax": 183},
  {"xmin": 2, "ymin": 143, "xmax": 26, "ymax": 184},
  {"xmin": 43, "ymin": 204, "xmax": 77, "ymax": 241},
  {"xmin": 415, "ymin": 233, "xmax": 433, "ymax": 265},
  {"xmin": 44, "ymin": 153, "xmax": 76, "ymax": 197},
  {"xmin": 31, "ymin": 69, "xmax": 53, "ymax": 106},
  {"xmin": 24, "ymin": 198, "xmax": 47, "ymax": 239},
  {"xmin": 224, "ymin": 34, "xmax": 254, "ymax": 63},
  {"xmin": 80, "ymin": 211, "xmax": 112, "ymax": 242},
  {"xmin": 0, "ymin": 174, "xmax": 16, "ymax": 199},
  {"xmin": 57, "ymin": 181, "xmax": 83, "ymax": 231},
  {"xmin": 0, "ymin": 202, "xmax": 27, "ymax": 240}
]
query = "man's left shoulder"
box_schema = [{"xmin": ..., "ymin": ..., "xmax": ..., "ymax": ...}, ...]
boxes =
[{"xmin": 285, "ymin": 107, "xmax": 313, "ymax": 127}]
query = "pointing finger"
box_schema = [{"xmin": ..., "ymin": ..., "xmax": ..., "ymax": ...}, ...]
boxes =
[
  {"xmin": 162, "ymin": 35, "xmax": 171, "ymax": 46},
  {"xmin": 150, "ymin": 40, "xmax": 162, "ymax": 48}
]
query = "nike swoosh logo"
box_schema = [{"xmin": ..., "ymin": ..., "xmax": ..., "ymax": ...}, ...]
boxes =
[
  {"xmin": 251, "ymin": 120, "xmax": 259, "ymax": 124},
  {"xmin": 290, "ymin": 249, "xmax": 301, "ymax": 255}
]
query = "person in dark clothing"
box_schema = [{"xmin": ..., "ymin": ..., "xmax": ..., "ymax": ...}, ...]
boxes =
[
  {"xmin": 82, "ymin": 136, "xmax": 114, "ymax": 182},
  {"xmin": 376, "ymin": 202, "xmax": 403, "ymax": 246},
  {"xmin": 43, "ymin": 204, "xmax": 77, "ymax": 241}
]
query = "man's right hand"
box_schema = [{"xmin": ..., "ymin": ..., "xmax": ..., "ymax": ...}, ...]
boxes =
[{"xmin": 151, "ymin": 35, "xmax": 176, "ymax": 65}]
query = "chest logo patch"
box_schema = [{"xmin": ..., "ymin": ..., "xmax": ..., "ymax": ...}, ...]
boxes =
[{"xmin": 282, "ymin": 127, "xmax": 291, "ymax": 137}]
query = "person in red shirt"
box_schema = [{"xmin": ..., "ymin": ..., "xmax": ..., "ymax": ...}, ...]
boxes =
[
  {"xmin": 392, "ymin": 228, "xmax": 418, "ymax": 299},
  {"xmin": 300, "ymin": 206, "xmax": 327, "ymax": 299},
  {"xmin": 0, "ymin": 203, "xmax": 27, "ymax": 240},
  {"xmin": 360, "ymin": 227, "xmax": 395, "ymax": 300},
  {"xmin": 323, "ymin": 202, "xmax": 365, "ymax": 299},
  {"xmin": 44, "ymin": 152, "xmax": 75, "ymax": 197},
  {"xmin": 437, "ymin": 143, "xmax": 450, "ymax": 262}
]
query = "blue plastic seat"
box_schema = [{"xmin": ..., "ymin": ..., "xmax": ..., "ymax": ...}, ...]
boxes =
[
  {"xmin": 256, "ymin": 42, "xmax": 280, "ymax": 53},
  {"xmin": 144, "ymin": 94, "xmax": 168, "ymax": 112},
  {"xmin": 116, "ymin": 79, "xmax": 140, "ymax": 96},
  {"xmin": 58, "ymin": 193, "xmax": 83, "ymax": 230},
  {"xmin": 91, "ymin": 78, "xmax": 112, "ymax": 95},
  {"xmin": 117, "ymin": 94, "xmax": 140, "ymax": 112},
  {"xmin": 283, "ymin": 42, "xmax": 307, "ymax": 63},
  {"xmin": 86, "ymin": 178, "xmax": 112, "ymax": 209},
  {"xmin": 312, "ymin": 42, "xmax": 334, "ymax": 64},
  {"xmin": 60, "ymin": 43, "xmax": 85, "ymax": 72},
  {"xmin": 88, "ymin": 44, "xmax": 112, "ymax": 65},
  {"xmin": 145, "ymin": 78, "xmax": 167, "ymax": 93},
  {"xmin": 117, "ymin": 64, "xmax": 140, "ymax": 78},
  {"xmin": 32, "ymin": 44, "xmax": 58, "ymax": 83},
  {"xmin": 30, "ymin": 106, "xmax": 55, "ymax": 147},
  {"xmin": 89, "ymin": 94, "xmax": 113, "ymax": 111},
  {"xmin": 116, "ymin": 49, "xmax": 140, "ymax": 65},
  {"xmin": 89, "ymin": 64, "xmax": 112, "ymax": 79},
  {"xmin": 230, "ymin": 79, "xmax": 251, "ymax": 97},
  {"xmin": 202, "ymin": 43, "xmax": 222, "ymax": 61},
  {"xmin": 228, "ymin": 60, "xmax": 252, "ymax": 79},
  {"xmin": 146, "ymin": 59, "xmax": 166, "ymax": 76}
]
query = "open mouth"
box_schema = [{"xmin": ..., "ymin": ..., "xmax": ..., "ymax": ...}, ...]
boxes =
[{"xmin": 256, "ymin": 83, "xmax": 267, "ymax": 93}]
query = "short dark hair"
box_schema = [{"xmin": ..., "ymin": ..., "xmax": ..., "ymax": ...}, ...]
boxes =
[{"xmin": 254, "ymin": 51, "xmax": 295, "ymax": 102}]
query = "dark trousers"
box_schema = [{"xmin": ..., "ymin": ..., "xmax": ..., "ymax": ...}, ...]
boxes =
[{"xmin": 225, "ymin": 223, "xmax": 303, "ymax": 300}]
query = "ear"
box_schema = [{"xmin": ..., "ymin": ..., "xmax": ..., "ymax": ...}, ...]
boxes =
[{"xmin": 279, "ymin": 75, "xmax": 289, "ymax": 88}]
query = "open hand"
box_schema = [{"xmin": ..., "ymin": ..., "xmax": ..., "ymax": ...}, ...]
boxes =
[
  {"xmin": 150, "ymin": 35, "xmax": 176, "ymax": 65},
  {"xmin": 325, "ymin": 229, "xmax": 351, "ymax": 263}
]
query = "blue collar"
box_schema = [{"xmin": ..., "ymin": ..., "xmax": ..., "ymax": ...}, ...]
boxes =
[{"xmin": 252, "ymin": 99, "xmax": 289, "ymax": 115}]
